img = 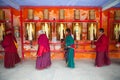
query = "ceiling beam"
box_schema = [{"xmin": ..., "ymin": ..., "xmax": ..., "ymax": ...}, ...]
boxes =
[
  {"xmin": 102, "ymin": 0, "xmax": 120, "ymax": 11},
  {"xmin": 1, "ymin": 0, "xmax": 20, "ymax": 10}
]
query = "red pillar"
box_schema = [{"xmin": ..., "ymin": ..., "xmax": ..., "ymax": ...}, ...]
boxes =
[
  {"xmin": 107, "ymin": 10, "xmax": 110, "ymax": 39},
  {"xmin": 20, "ymin": 7, "xmax": 24, "ymax": 59}
]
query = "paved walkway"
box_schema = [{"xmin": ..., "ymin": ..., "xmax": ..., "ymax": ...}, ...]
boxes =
[{"xmin": 0, "ymin": 59, "xmax": 120, "ymax": 80}]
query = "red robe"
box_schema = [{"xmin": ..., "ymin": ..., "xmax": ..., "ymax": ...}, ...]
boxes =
[
  {"xmin": 95, "ymin": 34, "xmax": 111, "ymax": 67},
  {"xmin": 37, "ymin": 34, "xmax": 50, "ymax": 57},
  {"xmin": 36, "ymin": 34, "xmax": 51, "ymax": 69},
  {"xmin": 2, "ymin": 33, "xmax": 20, "ymax": 68},
  {"xmin": 2, "ymin": 34, "xmax": 17, "ymax": 53}
]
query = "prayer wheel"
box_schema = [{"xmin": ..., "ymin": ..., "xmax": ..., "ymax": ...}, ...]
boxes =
[
  {"xmin": 72, "ymin": 23, "xmax": 82, "ymax": 40},
  {"xmin": 74, "ymin": 9, "xmax": 80, "ymax": 20},
  {"xmin": 0, "ymin": 23, "xmax": 5, "ymax": 41},
  {"xmin": 28, "ymin": 9, "xmax": 34, "ymax": 20},
  {"xmin": 114, "ymin": 10, "xmax": 120, "ymax": 20},
  {"xmin": 43, "ymin": 9, "xmax": 49, "ymax": 20},
  {"xmin": 87, "ymin": 23, "xmax": 97, "ymax": 40},
  {"xmin": 114, "ymin": 23, "xmax": 120, "ymax": 40},
  {"xmin": 0, "ymin": 9, "xmax": 5, "ymax": 20},
  {"xmin": 41, "ymin": 23, "xmax": 52, "ymax": 40},
  {"xmin": 56, "ymin": 23, "xmax": 66, "ymax": 40},
  {"xmin": 89, "ymin": 10, "xmax": 95, "ymax": 20},
  {"xmin": 59, "ymin": 9, "xmax": 65, "ymax": 20},
  {"xmin": 25, "ymin": 22, "xmax": 36, "ymax": 40}
]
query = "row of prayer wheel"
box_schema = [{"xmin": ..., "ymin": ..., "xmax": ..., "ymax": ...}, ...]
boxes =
[
  {"xmin": 28, "ymin": 9, "xmax": 96, "ymax": 20},
  {"xmin": 28, "ymin": 9, "xmax": 120, "ymax": 20},
  {"xmin": 24, "ymin": 22, "xmax": 97, "ymax": 41},
  {"xmin": 0, "ymin": 9, "xmax": 120, "ymax": 20}
]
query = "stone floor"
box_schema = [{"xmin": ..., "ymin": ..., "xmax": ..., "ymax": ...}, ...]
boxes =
[{"xmin": 0, "ymin": 59, "xmax": 120, "ymax": 80}]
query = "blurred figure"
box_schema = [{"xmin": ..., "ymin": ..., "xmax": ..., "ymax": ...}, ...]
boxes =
[
  {"xmin": 36, "ymin": 30, "xmax": 51, "ymax": 70},
  {"xmin": 65, "ymin": 28, "xmax": 75, "ymax": 68},
  {"xmin": 2, "ymin": 22, "xmax": 21, "ymax": 68},
  {"xmin": 94, "ymin": 28, "xmax": 111, "ymax": 67}
]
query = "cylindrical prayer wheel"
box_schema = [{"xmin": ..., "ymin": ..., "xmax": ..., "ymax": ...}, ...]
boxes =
[
  {"xmin": 59, "ymin": 9, "xmax": 65, "ymax": 20},
  {"xmin": 43, "ymin": 9, "xmax": 49, "ymax": 20},
  {"xmin": 114, "ymin": 10, "xmax": 120, "ymax": 20},
  {"xmin": 89, "ymin": 10, "xmax": 95, "ymax": 20},
  {"xmin": 28, "ymin": 9, "xmax": 34, "ymax": 20},
  {"xmin": 0, "ymin": 9, "xmax": 5, "ymax": 20},
  {"xmin": 0, "ymin": 23, "xmax": 5, "ymax": 41},
  {"xmin": 74, "ymin": 9, "xmax": 80, "ymax": 20}
]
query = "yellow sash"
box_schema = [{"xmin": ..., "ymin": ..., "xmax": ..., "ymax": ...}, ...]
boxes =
[{"xmin": 14, "ymin": 41, "xmax": 18, "ymax": 49}]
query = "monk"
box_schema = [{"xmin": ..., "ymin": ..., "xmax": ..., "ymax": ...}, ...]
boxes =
[
  {"xmin": 36, "ymin": 30, "xmax": 51, "ymax": 70},
  {"xmin": 65, "ymin": 28, "xmax": 75, "ymax": 68},
  {"xmin": 2, "ymin": 25, "xmax": 21, "ymax": 68},
  {"xmin": 94, "ymin": 28, "xmax": 111, "ymax": 67}
]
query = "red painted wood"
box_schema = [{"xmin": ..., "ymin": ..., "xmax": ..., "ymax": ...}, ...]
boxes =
[
  {"xmin": 20, "ymin": 8, "xmax": 24, "ymax": 59},
  {"xmin": 100, "ymin": 8, "xmax": 102, "ymax": 28},
  {"xmin": 20, "ymin": 6, "xmax": 101, "ymax": 57}
]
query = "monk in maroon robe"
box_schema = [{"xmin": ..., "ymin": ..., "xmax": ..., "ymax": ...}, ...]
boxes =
[
  {"xmin": 2, "ymin": 28, "xmax": 21, "ymax": 68},
  {"xmin": 94, "ymin": 28, "xmax": 111, "ymax": 67}
]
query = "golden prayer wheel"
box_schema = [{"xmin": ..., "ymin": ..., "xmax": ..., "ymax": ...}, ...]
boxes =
[
  {"xmin": 114, "ymin": 23, "xmax": 120, "ymax": 40},
  {"xmin": 25, "ymin": 22, "xmax": 36, "ymax": 40},
  {"xmin": 43, "ymin": 9, "xmax": 49, "ymax": 20},
  {"xmin": 56, "ymin": 23, "xmax": 66, "ymax": 41},
  {"xmin": 87, "ymin": 23, "xmax": 97, "ymax": 40},
  {"xmin": 72, "ymin": 23, "xmax": 82, "ymax": 40},
  {"xmin": 59, "ymin": 9, "xmax": 65, "ymax": 20},
  {"xmin": 41, "ymin": 22, "xmax": 52, "ymax": 40},
  {"xmin": 89, "ymin": 10, "xmax": 95, "ymax": 20},
  {"xmin": 74, "ymin": 9, "xmax": 80, "ymax": 20},
  {"xmin": 28, "ymin": 9, "xmax": 34, "ymax": 20},
  {"xmin": 0, "ymin": 23, "xmax": 5, "ymax": 41},
  {"xmin": 0, "ymin": 9, "xmax": 5, "ymax": 20},
  {"xmin": 114, "ymin": 10, "xmax": 120, "ymax": 20}
]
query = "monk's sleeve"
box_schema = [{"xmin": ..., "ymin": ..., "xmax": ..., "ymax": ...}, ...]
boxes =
[
  {"xmin": 2, "ymin": 36, "xmax": 10, "ymax": 48},
  {"xmin": 94, "ymin": 40, "xmax": 101, "ymax": 47},
  {"xmin": 37, "ymin": 45, "xmax": 44, "ymax": 57}
]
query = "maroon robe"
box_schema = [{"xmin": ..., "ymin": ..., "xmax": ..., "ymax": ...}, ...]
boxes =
[
  {"xmin": 2, "ymin": 30, "xmax": 20, "ymax": 68},
  {"xmin": 95, "ymin": 34, "xmax": 111, "ymax": 67}
]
